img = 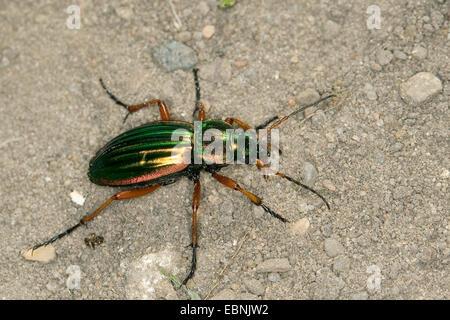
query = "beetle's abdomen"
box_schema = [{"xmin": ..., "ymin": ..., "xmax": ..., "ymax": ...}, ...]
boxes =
[{"xmin": 88, "ymin": 121, "xmax": 193, "ymax": 186}]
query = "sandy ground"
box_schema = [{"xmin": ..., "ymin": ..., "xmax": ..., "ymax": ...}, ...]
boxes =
[{"xmin": 0, "ymin": 0, "xmax": 448, "ymax": 299}]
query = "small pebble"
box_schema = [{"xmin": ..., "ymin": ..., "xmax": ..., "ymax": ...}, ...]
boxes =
[
  {"xmin": 288, "ymin": 99, "xmax": 296, "ymax": 107},
  {"xmin": 400, "ymin": 72, "xmax": 442, "ymax": 104},
  {"xmin": 70, "ymin": 190, "xmax": 85, "ymax": 206},
  {"xmin": 290, "ymin": 218, "xmax": 310, "ymax": 236},
  {"xmin": 324, "ymin": 238, "xmax": 344, "ymax": 257},
  {"xmin": 22, "ymin": 245, "xmax": 56, "ymax": 263},
  {"xmin": 202, "ymin": 25, "xmax": 215, "ymax": 39},
  {"xmin": 290, "ymin": 56, "xmax": 299, "ymax": 63},
  {"xmin": 152, "ymin": 40, "xmax": 198, "ymax": 72}
]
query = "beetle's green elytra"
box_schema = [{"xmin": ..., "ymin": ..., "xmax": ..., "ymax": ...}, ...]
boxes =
[
  {"xmin": 88, "ymin": 120, "xmax": 194, "ymax": 186},
  {"xmin": 30, "ymin": 68, "xmax": 335, "ymax": 285}
]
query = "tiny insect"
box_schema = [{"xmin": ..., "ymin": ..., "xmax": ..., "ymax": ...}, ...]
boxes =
[
  {"xmin": 31, "ymin": 69, "xmax": 334, "ymax": 284},
  {"xmin": 84, "ymin": 233, "xmax": 104, "ymax": 249}
]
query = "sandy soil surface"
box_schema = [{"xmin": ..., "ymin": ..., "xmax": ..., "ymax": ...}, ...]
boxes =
[{"xmin": 0, "ymin": 0, "xmax": 448, "ymax": 299}]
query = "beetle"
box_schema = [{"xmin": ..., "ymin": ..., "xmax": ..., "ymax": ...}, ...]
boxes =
[{"xmin": 31, "ymin": 69, "xmax": 334, "ymax": 285}]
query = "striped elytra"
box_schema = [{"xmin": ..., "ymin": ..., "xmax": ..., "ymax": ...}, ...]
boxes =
[{"xmin": 88, "ymin": 120, "xmax": 237, "ymax": 187}]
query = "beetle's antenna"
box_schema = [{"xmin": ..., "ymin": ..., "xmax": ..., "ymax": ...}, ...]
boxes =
[
  {"xmin": 257, "ymin": 94, "xmax": 335, "ymax": 132},
  {"xmin": 256, "ymin": 160, "xmax": 330, "ymax": 209}
]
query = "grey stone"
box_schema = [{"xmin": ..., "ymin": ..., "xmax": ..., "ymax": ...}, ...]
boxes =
[
  {"xmin": 256, "ymin": 258, "xmax": 291, "ymax": 273},
  {"xmin": 152, "ymin": 40, "xmax": 198, "ymax": 72},
  {"xmin": 324, "ymin": 238, "xmax": 344, "ymax": 257},
  {"xmin": 400, "ymin": 72, "xmax": 442, "ymax": 104}
]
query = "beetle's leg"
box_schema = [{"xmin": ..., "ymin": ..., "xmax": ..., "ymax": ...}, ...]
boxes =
[
  {"xmin": 32, "ymin": 184, "xmax": 161, "ymax": 251},
  {"xmin": 192, "ymin": 69, "xmax": 206, "ymax": 121},
  {"xmin": 182, "ymin": 179, "xmax": 201, "ymax": 285},
  {"xmin": 256, "ymin": 160, "xmax": 330, "ymax": 209},
  {"xmin": 224, "ymin": 117, "xmax": 253, "ymax": 130},
  {"xmin": 99, "ymin": 79, "xmax": 170, "ymax": 122},
  {"xmin": 211, "ymin": 172, "xmax": 288, "ymax": 222}
]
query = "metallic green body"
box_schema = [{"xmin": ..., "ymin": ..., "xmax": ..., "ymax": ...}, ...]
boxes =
[{"xmin": 88, "ymin": 119, "xmax": 241, "ymax": 187}]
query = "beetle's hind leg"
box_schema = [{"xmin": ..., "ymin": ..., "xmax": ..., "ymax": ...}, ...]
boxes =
[
  {"xmin": 99, "ymin": 79, "xmax": 170, "ymax": 122},
  {"xmin": 31, "ymin": 184, "xmax": 161, "ymax": 251},
  {"xmin": 182, "ymin": 179, "xmax": 201, "ymax": 285}
]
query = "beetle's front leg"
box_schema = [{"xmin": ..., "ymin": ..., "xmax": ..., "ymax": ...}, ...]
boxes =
[
  {"xmin": 182, "ymin": 179, "xmax": 201, "ymax": 285},
  {"xmin": 192, "ymin": 69, "xmax": 206, "ymax": 121},
  {"xmin": 99, "ymin": 79, "xmax": 171, "ymax": 122},
  {"xmin": 211, "ymin": 172, "xmax": 288, "ymax": 222}
]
